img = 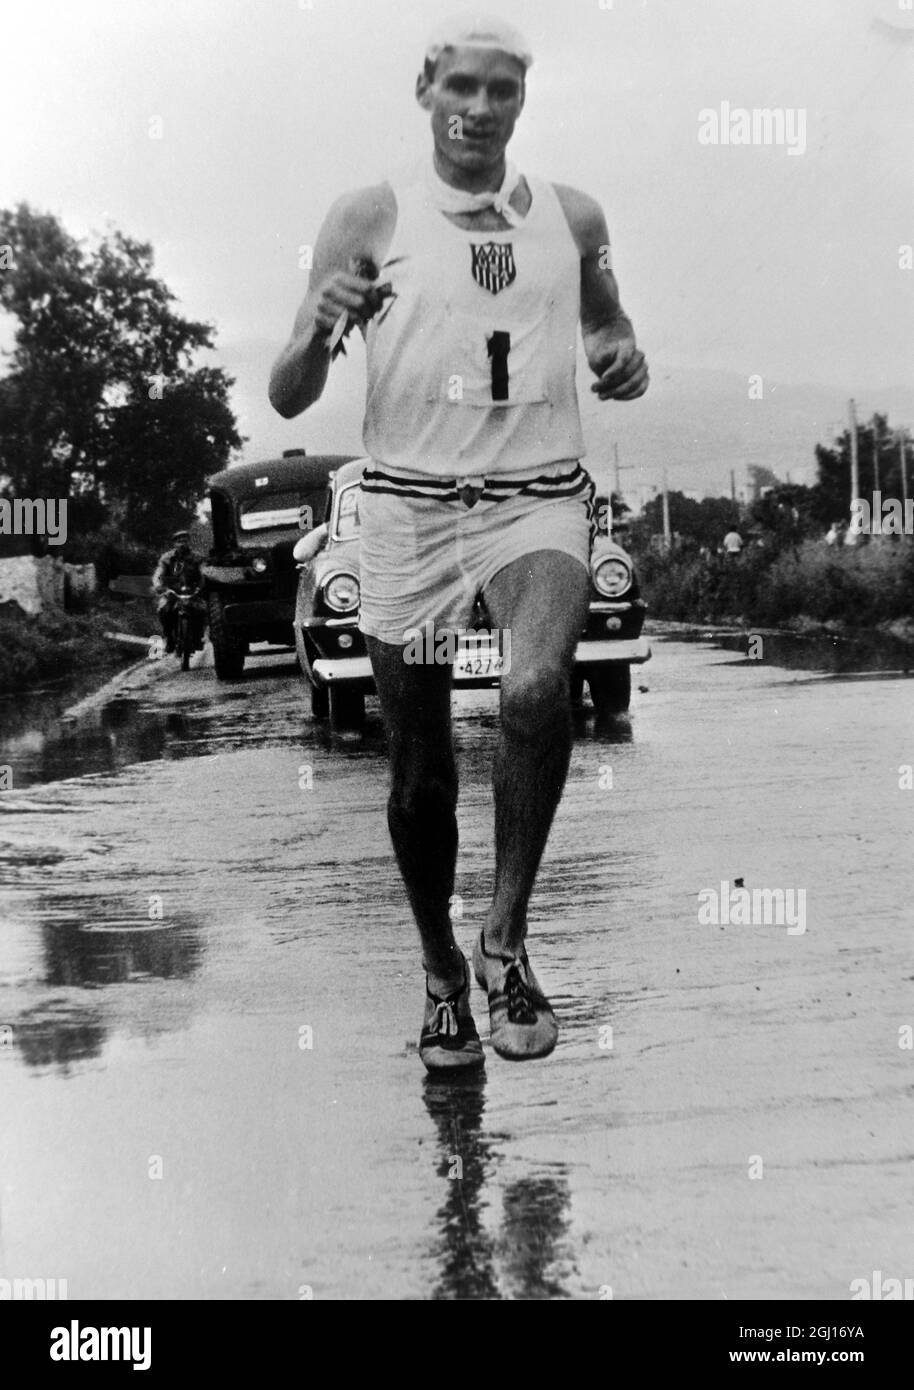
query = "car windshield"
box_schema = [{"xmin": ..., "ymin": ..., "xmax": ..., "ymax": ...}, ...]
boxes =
[
  {"xmin": 333, "ymin": 483, "xmax": 361, "ymax": 541},
  {"xmin": 239, "ymin": 490, "xmax": 315, "ymax": 532}
]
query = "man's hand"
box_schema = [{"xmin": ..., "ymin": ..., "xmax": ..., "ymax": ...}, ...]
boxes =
[
  {"xmin": 269, "ymin": 183, "xmax": 396, "ymax": 418},
  {"xmin": 312, "ymin": 267, "xmax": 380, "ymax": 338},
  {"xmin": 590, "ymin": 337, "xmax": 649, "ymax": 401}
]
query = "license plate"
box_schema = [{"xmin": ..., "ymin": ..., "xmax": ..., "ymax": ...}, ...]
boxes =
[{"xmin": 454, "ymin": 645, "xmax": 504, "ymax": 678}]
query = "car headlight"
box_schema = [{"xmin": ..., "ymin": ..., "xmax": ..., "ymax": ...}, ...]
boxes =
[
  {"xmin": 592, "ymin": 554, "xmax": 632, "ymax": 598},
  {"xmin": 250, "ymin": 556, "xmax": 268, "ymax": 574},
  {"xmin": 323, "ymin": 571, "xmax": 360, "ymax": 613}
]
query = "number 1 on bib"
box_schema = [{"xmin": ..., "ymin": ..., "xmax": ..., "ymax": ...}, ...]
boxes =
[{"xmin": 487, "ymin": 330, "xmax": 511, "ymax": 401}]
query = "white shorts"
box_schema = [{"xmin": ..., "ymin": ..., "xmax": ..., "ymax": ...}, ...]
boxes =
[{"xmin": 357, "ymin": 461, "xmax": 594, "ymax": 645}]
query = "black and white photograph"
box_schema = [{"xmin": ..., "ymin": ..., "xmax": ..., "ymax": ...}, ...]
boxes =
[{"xmin": 1, "ymin": 0, "xmax": 912, "ymax": 1333}]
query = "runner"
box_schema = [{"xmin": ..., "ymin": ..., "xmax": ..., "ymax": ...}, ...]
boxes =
[{"xmin": 270, "ymin": 14, "xmax": 649, "ymax": 1069}]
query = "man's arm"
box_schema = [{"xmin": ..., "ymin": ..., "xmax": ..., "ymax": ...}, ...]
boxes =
[
  {"xmin": 553, "ymin": 184, "xmax": 649, "ymax": 402},
  {"xmin": 292, "ymin": 522, "xmax": 329, "ymax": 564},
  {"xmin": 152, "ymin": 554, "xmax": 170, "ymax": 594},
  {"xmin": 269, "ymin": 184, "xmax": 397, "ymax": 419}
]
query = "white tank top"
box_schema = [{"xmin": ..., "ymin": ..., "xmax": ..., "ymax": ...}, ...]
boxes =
[{"xmin": 362, "ymin": 167, "xmax": 586, "ymax": 478}]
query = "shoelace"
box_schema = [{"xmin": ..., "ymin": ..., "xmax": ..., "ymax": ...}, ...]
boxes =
[
  {"xmin": 502, "ymin": 960, "xmax": 539, "ymax": 1025},
  {"xmin": 433, "ymin": 999, "xmax": 459, "ymax": 1037}
]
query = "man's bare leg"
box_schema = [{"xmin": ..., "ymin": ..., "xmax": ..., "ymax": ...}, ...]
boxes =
[
  {"xmin": 481, "ymin": 550, "xmax": 591, "ymax": 956},
  {"xmin": 365, "ymin": 635, "xmax": 465, "ymax": 994}
]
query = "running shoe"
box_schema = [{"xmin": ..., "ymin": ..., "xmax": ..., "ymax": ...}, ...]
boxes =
[
  {"xmin": 419, "ymin": 957, "xmax": 485, "ymax": 1072},
  {"xmin": 472, "ymin": 932, "xmax": 558, "ymax": 1060}
]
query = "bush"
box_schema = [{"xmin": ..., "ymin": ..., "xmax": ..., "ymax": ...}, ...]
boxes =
[
  {"xmin": 0, "ymin": 597, "xmax": 156, "ymax": 693},
  {"xmin": 637, "ymin": 538, "xmax": 914, "ymax": 630},
  {"xmin": 62, "ymin": 525, "xmax": 158, "ymax": 587}
]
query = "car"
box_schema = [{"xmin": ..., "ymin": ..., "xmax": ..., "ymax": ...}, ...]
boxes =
[
  {"xmin": 202, "ymin": 449, "xmax": 356, "ymax": 679},
  {"xmin": 293, "ymin": 458, "xmax": 650, "ymax": 732}
]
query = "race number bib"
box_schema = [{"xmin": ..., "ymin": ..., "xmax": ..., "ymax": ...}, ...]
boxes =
[{"xmin": 427, "ymin": 309, "xmax": 550, "ymax": 408}]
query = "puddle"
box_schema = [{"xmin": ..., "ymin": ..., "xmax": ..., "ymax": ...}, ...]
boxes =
[{"xmin": 659, "ymin": 626, "xmax": 914, "ymax": 677}]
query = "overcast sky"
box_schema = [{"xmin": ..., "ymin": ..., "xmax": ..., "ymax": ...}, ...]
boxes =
[{"xmin": 3, "ymin": 0, "xmax": 913, "ymax": 493}]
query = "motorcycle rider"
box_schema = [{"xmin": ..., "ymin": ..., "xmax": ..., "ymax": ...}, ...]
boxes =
[{"xmin": 153, "ymin": 529, "xmax": 207, "ymax": 654}]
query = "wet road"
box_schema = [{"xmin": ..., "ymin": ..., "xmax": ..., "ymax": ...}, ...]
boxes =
[{"xmin": 1, "ymin": 636, "xmax": 911, "ymax": 1300}]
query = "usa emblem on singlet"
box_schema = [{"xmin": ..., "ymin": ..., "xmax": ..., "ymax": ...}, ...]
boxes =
[{"xmin": 471, "ymin": 242, "xmax": 516, "ymax": 295}]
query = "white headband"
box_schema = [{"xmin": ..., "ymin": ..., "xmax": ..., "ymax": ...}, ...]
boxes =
[{"xmin": 425, "ymin": 13, "xmax": 533, "ymax": 71}]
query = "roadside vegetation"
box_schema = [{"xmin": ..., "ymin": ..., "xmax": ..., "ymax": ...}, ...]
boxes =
[
  {"xmin": 0, "ymin": 204, "xmax": 243, "ymax": 548},
  {"xmin": 0, "ymin": 204, "xmax": 242, "ymax": 695},
  {"xmin": 627, "ymin": 419, "xmax": 914, "ymax": 639},
  {"xmin": 636, "ymin": 538, "xmax": 914, "ymax": 636},
  {"xmin": 0, "ymin": 594, "xmax": 157, "ymax": 695}
]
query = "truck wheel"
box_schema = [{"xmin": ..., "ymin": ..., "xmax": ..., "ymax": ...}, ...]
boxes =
[
  {"xmin": 310, "ymin": 681, "xmax": 329, "ymax": 719},
  {"xmin": 329, "ymin": 686, "xmax": 364, "ymax": 734},
  {"xmin": 208, "ymin": 592, "xmax": 246, "ymax": 680},
  {"xmin": 587, "ymin": 665, "xmax": 631, "ymax": 719}
]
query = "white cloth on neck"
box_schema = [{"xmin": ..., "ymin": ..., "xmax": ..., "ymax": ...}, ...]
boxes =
[{"xmin": 425, "ymin": 159, "xmax": 525, "ymax": 227}]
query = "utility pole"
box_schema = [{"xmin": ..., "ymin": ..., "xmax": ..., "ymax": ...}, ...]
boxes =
[
  {"xmin": 612, "ymin": 442, "xmax": 635, "ymax": 506},
  {"xmin": 873, "ymin": 419, "xmax": 880, "ymax": 495},
  {"xmin": 730, "ymin": 468, "xmax": 736, "ymax": 502},
  {"xmin": 900, "ymin": 430, "xmax": 909, "ymax": 514},
  {"xmin": 662, "ymin": 469, "xmax": 672, "ymax": 551},
  {"xmin": 848, "ymin": 398, "xmax": 860, "ymax": 521}
]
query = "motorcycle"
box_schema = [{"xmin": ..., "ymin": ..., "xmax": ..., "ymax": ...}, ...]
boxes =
[{"xmin": 166, "ymin": 587, "xmax": 205, "ymax": 671}]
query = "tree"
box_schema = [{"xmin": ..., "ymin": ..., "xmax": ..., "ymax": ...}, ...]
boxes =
[
  {"xmin": 609, "ymin": 490, "xmax": 630, "ymax": 522},
  {"xmin": 631, "ymin": 491, "xmax": 740, "ymax": 550},
  {"xmin": 813, "ymin": 412, "xmax": 908, "ymax": 530},
  {"xmin": 747, "ymin": 464, "xmax": 781, "ymax": 500},
  {"xmin": 748, "ymin": 482, "xmax": 818, "ymax": 542},
  {"xmin": 0, "ymin": 204, "xmax": 243, "ymax": 547}
]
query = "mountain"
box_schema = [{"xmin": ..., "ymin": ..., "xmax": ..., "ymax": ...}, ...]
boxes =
[{"xmin": 579, "ymin": 364, "xmax": 914, "ymax": 507}]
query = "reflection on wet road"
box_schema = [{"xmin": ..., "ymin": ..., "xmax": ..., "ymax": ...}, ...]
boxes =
[{"xmin": 1, "ymin": 639, "xmax": 911, "ymax": 1298}]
